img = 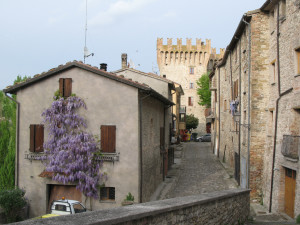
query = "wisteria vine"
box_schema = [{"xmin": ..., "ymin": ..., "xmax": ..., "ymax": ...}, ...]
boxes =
[{"xmin": 41, "ymin": 96, "xmax": 105, "ymax": 198}]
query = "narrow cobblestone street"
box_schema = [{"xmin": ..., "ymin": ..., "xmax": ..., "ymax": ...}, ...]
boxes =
[{"xmin": 152, "ymin": 142, "xmax": 237, "ymax": 201}]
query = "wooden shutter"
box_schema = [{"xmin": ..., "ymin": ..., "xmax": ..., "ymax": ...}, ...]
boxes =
[
  {"xmin": 35, "ymin": 125, "xmax": 44, "ymax": 152},
  {"xmin": 101, "ymin": 125, "xmax": 116, "ymax": 153},
  {"xmin": 59, "ymin": 78, "xmax": 64, "ymax": 97},
  {"xmin": 29, "ymin": 125, "xmax": 35, "ymax": 152},
  {"xmin": 64, "ymin": 78, "xmax": 72, "ymax": 97}
]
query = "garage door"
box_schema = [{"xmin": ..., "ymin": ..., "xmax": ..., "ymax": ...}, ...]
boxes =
[{"xmin": 48, "ymin": 185, "xmax": 82, "ymax": 211}]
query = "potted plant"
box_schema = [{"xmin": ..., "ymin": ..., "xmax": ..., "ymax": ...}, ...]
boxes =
[{"xmin": 122, "ymin": 192, "xmax": 134, "ymax": 206}]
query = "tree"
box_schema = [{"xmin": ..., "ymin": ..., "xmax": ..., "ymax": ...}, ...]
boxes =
[
  {"xmin": 196, "ymin": 72, "xmax": 211, "ymax": 108},
  {"xmin": 0, "ymin": 75, "xmax": 29, "ymax": 190},
  {"xmin": 186, "ymin": 114, "xmax": 199, "ymax": 130},
  {"xmin": 41, "ymin": 96, "xmax": 106, "ymax": 198}
]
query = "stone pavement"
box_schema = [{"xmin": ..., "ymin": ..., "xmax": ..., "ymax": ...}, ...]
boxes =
[
  {"xmin": 150, "ymin": 141, "xmax": 299, "ymax": 224},
  {"xmin": 151, "ymin": 141, "xmax": 238, "ymax": 201}
]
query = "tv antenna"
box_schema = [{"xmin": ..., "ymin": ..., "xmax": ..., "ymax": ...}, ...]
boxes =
[{"xmin": 84, "ymin": 0, "xmax": 94, "ymax": 63}]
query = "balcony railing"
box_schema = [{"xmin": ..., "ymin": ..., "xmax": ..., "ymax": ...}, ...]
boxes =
[{"xmin": 281, "ymin": 135, "xmax": 300, "ymax": 160}]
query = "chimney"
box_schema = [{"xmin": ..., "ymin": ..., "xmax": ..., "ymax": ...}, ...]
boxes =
[
  {"xmin": 100, "ymin": 63, "xmax": 107, "ymax": 71},
  {"xmin": 121, "ymin": 53, "xmax": 127, "ymax": 69}
]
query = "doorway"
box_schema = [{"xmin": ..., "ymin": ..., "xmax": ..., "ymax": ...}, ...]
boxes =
[{"xmin": 284, "ymin": 168, "xmax": 296, "ymax": 218}]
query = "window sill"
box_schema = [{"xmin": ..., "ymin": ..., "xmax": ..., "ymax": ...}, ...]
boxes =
[
  {"xmin": 25, "ymin": 152, "xmax": 45, "ymax": 161},
  {"xmin": 96, "ymin": 152, "xmax": 120, "ymax": 162},
  {"xmin": 271, "ymin": 82, "xmax": 276, "ymax": 86},
  {"xmin": 294, "ymin": 74, "xmax": 300, "ymax": 78}
]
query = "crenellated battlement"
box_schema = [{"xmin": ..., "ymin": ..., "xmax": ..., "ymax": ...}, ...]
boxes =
[
  {"xmin": 157, "ymin": 38, "xmax": 224, "ymax": 67},
  {"xmin": 157, "ymin": 38, "xmax": 211, "ymax": 52}
]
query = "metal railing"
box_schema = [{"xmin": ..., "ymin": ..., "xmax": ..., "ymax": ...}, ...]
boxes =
[{"xmin": 281, "ymin": 135, "xmax": 300, "ymax": 159}]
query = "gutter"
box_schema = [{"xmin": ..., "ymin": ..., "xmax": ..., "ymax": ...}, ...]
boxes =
[{"xmin": 5, "ymin": 93, "xmax": 20, "ymax": 187}]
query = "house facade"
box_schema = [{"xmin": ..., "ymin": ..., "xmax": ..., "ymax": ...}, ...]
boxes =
[
  {"xmin": 209, "ymin": 0, "xmax": 300, "ymax": 218},
  {"xmin": 3, "ymin": 61, "xmax": 173, "ymax": 217},
  {"xmin": 114, "ymin": 54, "xmax": 185, "ymax": 146},
  {"xmin": 157, "ymin": 38, "xmax": 224, "ymax": 134}
]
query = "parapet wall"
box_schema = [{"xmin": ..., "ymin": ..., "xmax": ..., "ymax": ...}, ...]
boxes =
[{"xmin": 16, "ymin": 189, "xmax": 250, "ymax": 225}]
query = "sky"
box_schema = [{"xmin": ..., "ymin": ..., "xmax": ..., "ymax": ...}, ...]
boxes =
[{"xmin": 0, "ymin": 0, "xmax": 265, "ymax": 90}]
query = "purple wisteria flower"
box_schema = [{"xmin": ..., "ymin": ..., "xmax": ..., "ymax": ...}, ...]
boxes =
[{"xmin": 41, "ymin": 96, "xmax": 105, "ymax": 198}]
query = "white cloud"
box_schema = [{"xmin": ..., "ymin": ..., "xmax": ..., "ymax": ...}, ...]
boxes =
[{"xmin": 89, "ymin": 0, "xmax": 157, "ymax": 26}]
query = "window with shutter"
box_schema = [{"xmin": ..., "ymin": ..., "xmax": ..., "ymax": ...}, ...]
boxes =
[
  {"xmin": 100, "ymin": 187, "xmax": 115, "ymax": 201},
  {"xmin": 59, "ymin": 78, "xmax": 72, "ymax": 97},
  {"xmin": 101, "ymin": 125, "xmax": 116, "ymax": 153},
  {"xmin": 29, "ymin": 124, "xmax": 44, "ymax": 152}
]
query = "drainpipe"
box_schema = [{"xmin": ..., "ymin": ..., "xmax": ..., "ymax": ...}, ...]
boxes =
[
  {"xmin": 163, "ymin": 104, "xmax": 172, "ymax": 181},
  {"xmin": 5, "ymin": 93, "xmax": 20, "ymax": 187},
  {"xmin": 218, "ymin": 67, "xmax": 221, "ymax": 157},
  {"xmin": 238, "ymin": 38, "xmax": 242, "ymax": 185},
  {"xmin": 243, "ymin": 16, "xmax": 251, "ymax": 189}
]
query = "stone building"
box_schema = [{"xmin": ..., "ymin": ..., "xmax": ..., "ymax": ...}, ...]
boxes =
[
  {"xmin": 209, "ymin": 0, "xmax": 300, "ymax": 219},
  {"xmin": 3, "ymin": 61, "xmax": 173, "ymax": 217},
  {"xmin": 157, "ymin": 38, "xmax": 224, "ymax": 134},
  {"xmin": 260, "ymin": 0, "xmax": 300, "ymax": 218}
]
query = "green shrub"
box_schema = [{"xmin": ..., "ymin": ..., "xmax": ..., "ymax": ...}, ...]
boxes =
[
  {"xmin": 296, "ymin": 214, "xmax": 300, "ymax": 224},
  {"xmin": 125, "ymin": 192, "xmax": 134, "ymax": 202},
  {"xmin": 0, "ymin": 187, "xmax": 27, "ymax": 223}
]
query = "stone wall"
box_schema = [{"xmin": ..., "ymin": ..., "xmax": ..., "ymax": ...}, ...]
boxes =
[
  {"xmin": 14, "ymin": 189, "xmax": 250, "ymax": 225},
  {"xmin": 263, "ymin": 0, "xmax": 300, "ymax": 217},
  {"xmin": 140, "ymin": 94, "xmax": 165, "ymax": 202}
]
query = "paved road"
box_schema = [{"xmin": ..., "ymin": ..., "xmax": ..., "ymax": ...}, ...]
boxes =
[{"xmin": 156, "ymin": 141, "xmax": 237, "ymax": 200}]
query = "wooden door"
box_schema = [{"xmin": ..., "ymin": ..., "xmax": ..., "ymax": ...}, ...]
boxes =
[{"xmin": 285, "ymin": 168, "xmax": 296, "ymax": 218}]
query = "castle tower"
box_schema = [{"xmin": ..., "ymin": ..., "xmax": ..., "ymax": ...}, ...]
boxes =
[{"xmin": 157, "ymin": 38, "xmax": 223, "ymax": 134}]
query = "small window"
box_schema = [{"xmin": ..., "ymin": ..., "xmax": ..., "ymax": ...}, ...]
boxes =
[
  {"xmin": 100, "ymin": 187, "xmax": 115, "ymax": 201},
  {"xmin": 189, "ymin": 67, "xmax": 194, "ymax": 74},
  {"xmin": 224, "ymin": 100, "xmax": 227, "ymax": 112},
  {"xmin": 101, "ymin": 125, "xmax": 116, "ymax": 153},
  {"xmin": 215, "ymin": 91, "xmax": 217, "ymax": 103},
  {"xmin": 271, "ymin": 60, "xmax": 276, "ymax": 83},
  {"xmin": 188, "ymin": 97, "xmax": 194, "ymax": 106},
  {"xmin": 189, "ymin": 82, "xmax": 194, "ymax": 89},
  {"xmin": 59, "ymin": 78, "xmax": 72, "ymax": 97},
  {"xmin": 296, "ymin": 48, "xmax": 300, "ymax": 75},
  {"xmin": 29, "ymin": 124, "xmax": 44, "ymax": 152}
]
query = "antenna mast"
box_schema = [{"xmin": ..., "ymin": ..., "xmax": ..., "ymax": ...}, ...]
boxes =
[{"xmin": 84, "ymin": 0, "xmax": 94, "ymax": 63}]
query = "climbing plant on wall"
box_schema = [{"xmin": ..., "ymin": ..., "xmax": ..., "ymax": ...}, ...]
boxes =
[{"xmin": 41, "ymin": 96, "xmax": 106, "ymax": 198}]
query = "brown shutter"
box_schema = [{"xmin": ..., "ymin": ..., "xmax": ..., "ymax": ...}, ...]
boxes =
[
  {"xmin": 59, "ymin": 78, "xmax": 64, "ymax": 97},
  {"xmin": 101, "ymin": 125, "xmax": 116, "ymax": 153},
  {"xmin": 64, "ymin": 78, "xmax": 72, "ymax": 97},
  {"xmin": 29, "ymin": 125, "xmax": 35, "ymax": 152},
  {"xmin": 35, "ymin": 125, "xmax": 44, "ymax": 152},
  {"xmin": 108, "ymin": 126, "xmax": 116, "ymax": 153}
]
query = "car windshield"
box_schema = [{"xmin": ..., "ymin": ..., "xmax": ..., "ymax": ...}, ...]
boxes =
[{"xmin": 73, "ymin": 203, "xmax": 85, "ymax": 213}]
